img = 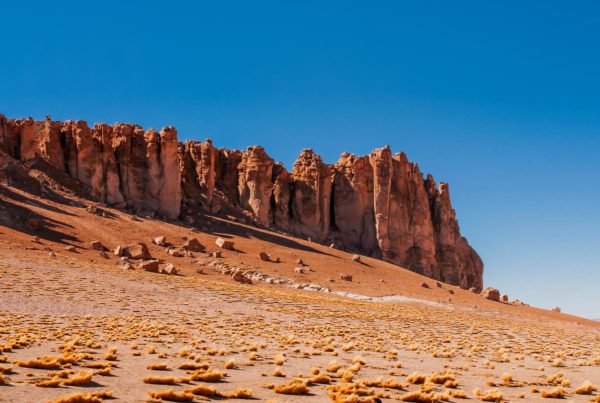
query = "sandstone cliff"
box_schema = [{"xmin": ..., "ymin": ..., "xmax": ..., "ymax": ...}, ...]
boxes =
[{"xmin": 0, "ymin": 113, "xmax": 483, "ymax": 289}]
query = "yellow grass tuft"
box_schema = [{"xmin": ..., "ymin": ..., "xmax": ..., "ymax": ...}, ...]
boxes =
[
  {"xmin": 35, "ymin": 377, "xmax": 63, "ymax": 387},
  {"xmin": 397, "ymin": 391, "xmax": 451, "ymax": 402},
  {"xmin": 224, "ymin": 360, "xmax": 236, "ymax": 369},
  {"xmin": 540, "ymin": 386, "xmax": 567, "ymax": 399},
  {"xmin": 178, "ymin": 362, "xmax": 209, "ymax": 370},
  {"xmin": 190, "ymin": 369, "xmax": 226, "ymax": 382},
  {"xmin": 147, "ymin": 363, "xmax": 170, "ymax": 371},
  {"xmin": 575, "ymin": 381, "xmax": 598, "ymax": 395},
  {"xmin": 143, "ymin": 376, "xmax": 177, "ymax": 385},
  {"xmin": 185, "ymin": 383, "xmax": 217, "ymax": 396},
  {"xmin": 16, "ymin": 357, "xmax": 62, "ymax": 370},
  {"xmin": 62, "ymin": 371, "xmax": 94, "ymax": 386},
  {"xmin": 47, "ymin": 391, "xmax": 112, "ymax": 403},
  {"xmin": 406, "ymin": 372, "xmax": 427, "ymax": 384},
  {"xmin": 219, "ymin": 388, "xmax": 253, "ymax": 399},
  {"xmin": 148, "ymin": 388, "xmax": 195, "ymax": 402},
  {"xmin": 274, "ymin": 379, "xmax": 310, "ymax": 395},
  {"xmin": 474, "ymin": 388, "xmax": 503, "ymax": 402}
]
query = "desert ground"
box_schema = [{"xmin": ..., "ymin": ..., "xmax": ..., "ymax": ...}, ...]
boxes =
[{"xmin": 0, "ymin": 183, "xmax": 599, "ymax": 402}]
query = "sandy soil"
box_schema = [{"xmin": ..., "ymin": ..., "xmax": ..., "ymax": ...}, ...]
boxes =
[{"xmin": 0, "ymin": 183, "xmax": 599, "ymax": 402}]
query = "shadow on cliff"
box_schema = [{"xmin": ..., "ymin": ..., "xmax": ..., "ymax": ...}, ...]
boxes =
[
  {"xmin": 199, "ymin": 213, "xmax": 340, "ymax": 259},
  {"xmin": 0, "ymin": 186, "xmax": 80, "ymax": 245}
]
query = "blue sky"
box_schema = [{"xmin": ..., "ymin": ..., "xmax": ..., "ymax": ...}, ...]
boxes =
[{"xmin": 1, "ymin": 1, "xmax": 599, "ymax": 318}]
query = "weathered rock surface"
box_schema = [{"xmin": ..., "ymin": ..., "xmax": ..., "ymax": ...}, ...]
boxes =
[
  {"xmin": 481, "ymin": 287, "xmax": 500, "ymax": 302},
  {"xmin": 0, "ymin": 113, "xmax": 483, "ymax": 290}
]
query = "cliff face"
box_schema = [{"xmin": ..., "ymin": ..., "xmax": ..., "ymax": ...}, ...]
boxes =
[{"xmin": 0, "ymin": 113, "xmax": 483, "ymax": 290}]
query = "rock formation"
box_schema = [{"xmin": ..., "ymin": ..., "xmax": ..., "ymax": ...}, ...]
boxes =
[{"xmin": 0, "ymin": 113, "xmax": 483, "ymax": 289}]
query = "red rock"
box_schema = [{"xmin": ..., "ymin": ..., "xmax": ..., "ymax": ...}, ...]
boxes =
[
  {"xmin": 90, "ymin": 240, "xmax": 106, "ymax": 251},
  {"xmin": 481, "ymin": 287, "xmax": 500, "ymax": 302},
  {"xmin": 0, "ymin": 113, "xmax": 483, "ymax": 290},
  {"xmin": 215, "ymin": 237, "xmax": 234, "ymax": 250},
  {"xmin": 551, "ymin": 307, "xmax": 561, "ymax": 313},
  {"xmin": 138, "ymin": 260, "xmax": 159, "ymax": 272},
  {"xmin": 161, "ymin": 264, "xmax": 178, "ymax": 275},
  {"xmin": 182, "ymin": 238, "xmax": 204, "ymax": 252},
  {"xmin": 123, "ymin": 243, "xmax": 151, "ymax": 260},
  {"xmin": 258, "ymin": 251, "xmax": 270, "ymax": 261},
  {"xmin": 232, "ymin": 270, "xmax": 251, "ymax": 284},
  {"xmin": 340, "ymin": 273, "xmax": 352, "ymax": 282},
  {"xmin": 153, "ymin": 236, "xmax": 166, "ymax": 246}
]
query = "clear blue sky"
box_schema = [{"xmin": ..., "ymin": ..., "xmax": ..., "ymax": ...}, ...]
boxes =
[{"xmin": 1, "ymin": 1, "xmax": 599, "ymax": 318}]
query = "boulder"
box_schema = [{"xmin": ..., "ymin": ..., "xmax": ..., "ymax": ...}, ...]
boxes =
[
  {"xmin": 90, "ymin": 240, "xmax": 106, "ymax": 251},
  {"xmin": 481, "ymin": 287, "xmax": 500, "ymax": 302},
  {"xmin": 258, "ymin": 251, "xmax": 270, "ymax": 261},
  {"xmin": 153, "ymin": 236, "xmax": 166, "ymax": 246},
  {"xmin": 231, "ymin": 270, "xmax": 251, "ymax": 284},
  {"xmin": 501, "ymin": 294, "xmax": 509, "ymax": 303},
  {"xmin": 215, "ymin": 237, "xmax": 234, "ymax": 250},
  {"xmin": 183, "ymin": 238, "xmax": 205, "ymax": 252},
  {"xmin": 123, "ymin": 243, "xmax": 151, "ymax": 260},
  {"xmin": 161, "ymin": 264, "xmax": 178, "ymax": 275},
  {"xmin": 113, "ymin": 245, "xmax": 124, "ymax": 257},
  {"xmin": 137, "ymin": 260, "xmax": 160, "ymax": 272}
]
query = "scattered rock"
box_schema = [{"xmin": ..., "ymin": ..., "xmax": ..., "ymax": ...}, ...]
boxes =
[
  {"xmin": 380, "ymin": 278, "xmax": 385, "ymax": 283},
  {"xmin": 137, "ymin": 260, "xmax": 160, "ymax": 272},
  {"xmin": 32, "ymin": 236, "xmax": 40, "ymax": 243},
  {"xmin": 469, "ymin": 287, "xmax": 478, "ymax": 293},
  {"xmin": 340, "ymin": 273, "xmax": 352, "ymax": 282},
  {"xmin": 296, "ymin": 258, "xmax": 304, "ymax": 266},
  {"xmin": 435, "ymin": 281, "xmax": 443, "ymax": 288},
  {"xmin": 168, "ymin": 248, "xmax": 184, "ymax": 257},
  {"xmin": 99, "ymin": 250, "xmax": 108, "ymax": 258},
  {"xmin": 48, "ymin": 251, "xmax": 56, "ymax": 257},
  {"xmin": 85, "ymin": 205, "xmax": 97, "ymax": 214},
  {"xmin": 231, "ymin": 270, "xmax": 252, "ymax": 284},
  {"xmin": 215, "ymin": 237, "xmax": 234, "ymax": 250},
  {"xmin": 551, "ymin": 307, "xmax": 561, "ymax": 313},
  {"xmin": 258, "ymin": 251, "xmax": 270, "ymax": 261},
  {"xmin": 501, "ymin": 294, "xmax": 509, "ymax": 303},
  {"xmin": 161, "ymin": 264, "xmax": 178, "ymax": 275},
  {"xmin": 124, "ymin": 243, "xmax": 151, "ymax": 260},
  {"xmin": 90, "ymin": 240, "xmax": 106, "ymax": 251},
  {"xmin": 421, "ymin": 282, "xmax": 430, "ymax": 289},
  {"xmin": 210, "ymin": 251, "xmax": 222, "ymax": 258},
  {"xmin": 294, "ymin": 267, "xmax": 305, "ymax": 274},
  {"xmin": 114, "ymin": 245, "xmax": 124, "ymax": 257},
  {"xmin": 183, "ymin": 238, "xmax": 205, "ymax": 252},
  {"xmin": 481, "ymin": 287, "xmax": 500, "ymax": 302},
  {"xmin": 64, "ymin": 245, "xmax": 76, "ymax": 252},
  {"xmin": 153, "ymin": 236, "xmax": 167, "ymax": 246},
  {"xmin": 351, "ymin": 254, "xmax": 361, "ymax": 263}
]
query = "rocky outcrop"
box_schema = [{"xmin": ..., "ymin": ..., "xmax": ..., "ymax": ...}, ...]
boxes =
[
  {"xmin": 0, "ymin": 113, "xmax": 483, "ymax": 289},
  {"xmin": 0, "ymin": 114, "xmax": 180, "ymax": 219}
]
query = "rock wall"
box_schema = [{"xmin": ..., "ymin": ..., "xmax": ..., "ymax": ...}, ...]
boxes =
[{"xmin": 0, "ymin": 113, "xmax": 483, "ymax": 289}]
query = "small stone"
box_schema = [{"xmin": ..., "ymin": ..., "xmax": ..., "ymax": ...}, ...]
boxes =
[
  {"xmin": 551, "ymin": 306, "xmax": 561, "ymax": 313},
  {"xmin": 137, "ymin": 260, "xmax": 160, "ymax": 273},
  {"xmin": 161, "ymin": 264, "xmax": 178, "ymax": 275},
  {"xmin": 340, "ymin": 273, "xmax": 352, "ymax": 282},
  {"xmin": 86, "ymin": 205, "xmax": 97, "ymax": 214},
  {"xmin": 421, "ymin": 282, "xmax": 430, "ymax": 289},
  {"xmin": 32, "ymin": 236, "xmax": 40, "ymax": 243},
  {"xmin": 64, "ymin": 245, "xmax": 76, "ymax": 252},
  {"xmin": 183, "ymin": 238, "xmax": 204, "ymax": 252},
  {"xmin": 48, "ymin": 251, "xmax": 56, "ymax": 257},
  {"xmin": 294, "ymin": 267, "xmax": 305, "ymax": 274},
  {"xmin": 99, "ymin": 250, "xmax": 108, "ymax": 258},
  {"xmin": 215, "ymin": 237, "xmax": 234, "ymax": 250},
  {"xmin": 231, "ymin": 270, "xmax": 251, "ymax": 284},
  {"xmin": 114, "ymin": 245, "xmax": 124, "ymax": 257},
  {"xmin": 435, "ymin": 281, "xmax": 443, "ymax": 288},
  {"xmin": 258, "ymin": 251, "xmax": 270, "ymax": 261},
  {"xmin": 90, "ymin": 240, "xmax": 106, "ymax": 251},
  {"xmin": 27, "ymin": 218, "xmax": 40, "ymax": 231},
  {"xmin": 501, "ymin": 294, "xmax": 509, "ymax": 303},
  {"xmin": 296, "ymin": 258, "xmax": 304, "ymax": 266},
  {"xmin": 351, "ymin": 254, "xmax": 361, "ymax": 263},
  {"xmin": 153, "ymin": 236, "xmax": 167, "ymax": 246},
  {"xmin": 210, "ymin": 251, "xmax": 222, "ymax": 258}
]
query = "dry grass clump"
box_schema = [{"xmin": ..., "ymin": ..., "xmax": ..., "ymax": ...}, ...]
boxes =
[
  {"xmin": 310, "ymin": 374, "xmax": 331, "ymax": 384},
  {"xmin": 178, "ymin": 362, "xmax": 209, "ymax": 370},
  {"xmin": 0, "ymin": 365, "xmax": 12, "ymax": 374},
  {"xmin": 575, "ymin": 381, "xmax": 598, "ymax": 395},
  {"xmin": 143, "ymin": 376, "xmax": 177, "ymax": 385},
  {"xmin": 191, "ymin": 369, "xmax": 226, "ymax": 382},
  {"xmin": 102, "ymin": 347, "xmax": 117, "ymax": 361},
  {"xmin": 396, "ymin": 391, "xmax": 451, "ymax": 402},
  {"xmin": 273, "ymin": 378, "xmax": 310, "ymax": 395},
  {"xmin": 224, "ymin": 360, "xmax": 236, "ymax": 369},
  {"xmin": 148, "ymin": 363, "xmax": 170, "ymax": 370},
  {"xmin": 540, "ymin": 386, "xmax": 567, "ymax": 398},
  {"xmin": 148, "ymin": 388, "xmax": 195, "ymax": 402},
  {"xmin": 406, "ymin": 372, "xmax": 428, "ymax": 384},
  {"xmin": 219, "ymin": 388, "xmax": 253, "ymax": 399},
  {"xmin": 47, "ymin": 391, "xmax": 112, "ymax": 403},
  {"xmin": 273, "ymin": 353, "xmax": 286, "ymax": 365},
  {"xmin": 273, "ymin": 367, "xmax": 285, "ymax": 377},
  {"xmin": 0, "ymin": 373, "xmax": 7, "ymax": 384},
  {"xmin": 474, "ymin": 388, "xmax": 503, "ymax": 402},
  {"xmin": 427, "ymin": 370, "xmax": 455, "ymax": 385},
  {"xmin": 62, "ymin": 370, "xmax": 94, "ymax": 386},
  {"xmin": 35, "ymin": 377, "xmax": 63, "ymax": 387},
  {"xmin": 185, "ymin": 383, "xmax": 217, "ymax": 396},
  {"xmin": 16, "ymin": 356, "xmax": 62, "ymax": 369},
  {"xmin": 327, "ymin": 360, "xmax": 342, "ymax": 373}
]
